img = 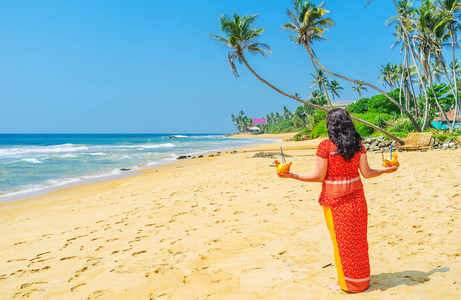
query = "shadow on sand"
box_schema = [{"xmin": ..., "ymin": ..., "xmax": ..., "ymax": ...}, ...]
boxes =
[{"xmin": 365, "ymin": 267, "xmax": 450, "ymax": 292}]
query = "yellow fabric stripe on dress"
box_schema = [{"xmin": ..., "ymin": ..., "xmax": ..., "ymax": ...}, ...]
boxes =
[{"xmin": 323, "ymin": 206, "xmax": 347, "ymax": 291}]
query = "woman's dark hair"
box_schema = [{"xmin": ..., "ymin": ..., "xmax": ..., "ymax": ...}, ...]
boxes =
[{"xmin": 326, "ymin": 108, "xmax": 363, "ymax": 161}]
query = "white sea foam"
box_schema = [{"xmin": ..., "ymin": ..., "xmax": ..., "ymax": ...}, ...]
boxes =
[
  {"xmin": 189, "ymin": 135, "xmax": 224, "ymax": 139},
  {"xmin": 109, "ymin": 143, "xmax": 176, "ymax": 149},
  {"xmin": 22, "ymin": 158, "xmax": 43, "ymax": 164},
  {"xmin": 88, "ymin": 152, "xmax": 107, "ymax": 156},
  {"xmin": 0, "ymin": 144, "xmax": 89, "ymax": 157},
  {"xmin": 163, "ymin": 153, "xmax": 178, "ymax": 161},
  {"xmin": 60, "ymin": 154, "xmax": 77, "ymax": 158}
]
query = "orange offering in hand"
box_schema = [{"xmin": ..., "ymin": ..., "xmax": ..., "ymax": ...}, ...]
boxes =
[
  {"xmin": 275, "ymin": 160, "xmax": 292, "ymax": 174},
  {"xmin": 382, "ymin": 152, "xmax": 399, "ymax": 167}
]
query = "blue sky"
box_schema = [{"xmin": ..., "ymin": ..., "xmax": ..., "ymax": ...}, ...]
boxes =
[{"xmin": 0, "ymin": 0, "xmax": 447, "ymax": 133}]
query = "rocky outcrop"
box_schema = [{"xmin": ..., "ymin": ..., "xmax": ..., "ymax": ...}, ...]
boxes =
[
  {"xmin": 362, "ymin": 136, "xmax": 399, "ymax": 152},
  {"xmin": 252, "ymin": 152, "xmax": 292, "ymax": 158},
  {"xmin": 430, "ymin": 137, "xmax": 461, "ymax": 150},
  {"xmin": 363, "ymin": 135, "xmax": 461, "ymax": 152}
]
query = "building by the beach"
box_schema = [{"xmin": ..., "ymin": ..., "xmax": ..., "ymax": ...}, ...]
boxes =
[
  {"xmin": 332, "ymin": 100, "xmax": 355, "ymax": 109},
  {"xmin": 431, "ymin": 109, "xmax": 461, "ymax": 129},
  {"xmin": 249, "ymin": 118, "xmax": 266, "ymax": 132}
]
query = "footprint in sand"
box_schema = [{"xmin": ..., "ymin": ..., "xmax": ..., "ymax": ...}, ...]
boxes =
[{"xmin": 70, "ymin": 282, "xmax": 86, "ymax": 292}]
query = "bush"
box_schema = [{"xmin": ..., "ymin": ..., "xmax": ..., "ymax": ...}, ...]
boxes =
[
  {"xmin": 388, "ymin": 118, "xmax": 419, "ymax": 132},
  {"xmin": 434, "ymin": 134, "xmax": 449, "ymax": 142},
  {"xmin": 347, "ymin": 89, "xmax": 401, "ymax": 115},
  {"xmin": 350, "ymin": 112, "xmax": 393, "ymax": 137},
  {"xmin": 310, "ymin": 120, "xmax": 328, "ymax": 139},
  {"xmin": 262, "ymin": 119, "xmax": 296, "ymax": 134},
  {"xmin": 311, "ymin": 109, "xmax": 327, "ymax": 124}
]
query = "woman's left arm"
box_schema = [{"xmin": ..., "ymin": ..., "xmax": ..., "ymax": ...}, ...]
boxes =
[{"xmin": 277, "ymin": 156, "xmax": 328, "ymax": 182}]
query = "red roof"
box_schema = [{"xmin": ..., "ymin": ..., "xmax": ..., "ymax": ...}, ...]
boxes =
[
  {"xmin": 252, "ymin": 118, "xmax": 266, "ymax": 125},
  {"xmin": 432, "ymin": 109, "xmax": 461, "ymax": 122}
]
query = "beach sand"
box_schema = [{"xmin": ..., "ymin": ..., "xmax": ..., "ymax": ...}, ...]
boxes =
[{"xmin": 1, "ymin": 135, "xmax": 460, "ymax": 299}]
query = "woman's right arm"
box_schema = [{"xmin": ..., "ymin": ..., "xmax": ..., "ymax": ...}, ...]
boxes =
[{"xmin": 359, "ymin": 153, "xmax": 398, "ymax": 178}]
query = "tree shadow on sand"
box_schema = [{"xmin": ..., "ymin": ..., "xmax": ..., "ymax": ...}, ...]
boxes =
[{"xmin": 364, "ymin": 267, "xmax": 450, "ymax": 292}]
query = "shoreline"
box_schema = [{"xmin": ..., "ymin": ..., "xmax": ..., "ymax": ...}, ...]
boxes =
[
  {"xmin": 1, "ymin": 136, "xmax": 460, "ymax": 299},
  {"xmin": 0, "ymin": 135, "xmax": 283, "ymax": 204}
]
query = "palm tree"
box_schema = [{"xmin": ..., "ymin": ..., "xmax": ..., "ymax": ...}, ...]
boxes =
[
  {"xmin": 209, "ymin": 12, "xmax": 404, "ymax": 143},
  {"xmin": 387, "ymin": 0, "xmax": 432, "ymax": 123},
  {"xmin": 208, "ymin": 13, "xmax": 329, "ymax": 112},
  {"xmin": 230, "ymin": 114, "xmax": 238, "ymax": 130},
  {"xmin": 326, "ymin": 80, "xmax": 343, "ymax": 101},
  {"xmin": 413, "ymin": 0, "xmax": 452, "ymax": 129},
  {"xmin": 310, "ymin": 90, "xmax": 328, "ymax": 106},
  {"xmin": 379, "ymin": 63, "xmax": 399, "ymax": 90},
  {"xmin": 310, "ymin": 69, "xmax": 330, "ymax": 91},
  {"xmin": 352, "ymin": 80, "xmax": 368, "ymax": 99},
  {"xmin": 283, "ymin": 106, "xmax": 294, "ymax": 120},
  {"xmin": 283, "ymin": 0, "xmax": 421, "ymax": 131},
  {"xmin": 281, "ymin": 0, "xmax": 335, "ymax": 108},
  {"xmin": 439, "ymin": 0, "xmax": 461, "ymax": 130}
]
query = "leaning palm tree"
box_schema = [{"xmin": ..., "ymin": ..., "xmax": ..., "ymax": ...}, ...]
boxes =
[
  {"xmin": 283, "ymin": 0, "xmax": 421, "ymax": 131},
  {"xmin": 209, "ymin": 13, "xmax": 404, "ymax": 143},
  {"xmin": 208, "ymin": 13, "xmax": 328, "ymax": 112},
  {"xmin": 326, "ymin": 80, "xmax": 343, "ymax": 101}
]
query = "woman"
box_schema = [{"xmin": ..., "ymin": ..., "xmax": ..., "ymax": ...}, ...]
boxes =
[{"xmin": 278, "ymin": 108, "xmax": 397, "ymax": 293}]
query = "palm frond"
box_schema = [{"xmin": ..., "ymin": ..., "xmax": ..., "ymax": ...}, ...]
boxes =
[{"xmin": 207, "ymin": 34, "xmax": 230, "ymax": 47}]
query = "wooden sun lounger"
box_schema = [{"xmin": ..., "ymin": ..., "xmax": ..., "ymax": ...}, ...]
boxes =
[{"xmin": 397, "ymin": 132, "xmax": 433, "ymax": 150}]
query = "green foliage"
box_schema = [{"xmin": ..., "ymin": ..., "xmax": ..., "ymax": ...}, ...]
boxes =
[
  {"xmin": 388, "ymin": 118, "xmax": 418, "ymax": 132},
  {"xmin": 350, "ymin": 112, "xmax": 393, "ymax": 137},
  {"xmin": 261, "ymin": 119, "xmax": 296, "ymax": 134},
  {"xmin": 434, "ymin": 134, "xmax": 450, "ymax": 142},
  {"xmin": 423, "ymin": 83, "xmax": 456, "ymax": 112},
  {"xmin": 293, "ymin": 127, "xmax": 312, "ymax": 141},
  {"xmin": 434, "ymin": 131, "xmax": 461, "ymax": 142},
  {"xmin": 311, "ymin": 109, "xmax": 327, "ymax": 124},
  {"xmin": 230, "ymin": 111, "xmax": 253, "ymax": 132},
  {"xmin": 309, "ymin": 120, "xmax": 327, "ymax": 139},
  {"xmin": 347, "ymin": 89, "xmax": 401, "ymax": 115},
  {"xmin": 292, "ymin": 114, "xmax": 305, "ymax": 128}
]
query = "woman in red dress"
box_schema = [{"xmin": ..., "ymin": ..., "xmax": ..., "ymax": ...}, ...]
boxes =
[{"xmin": 278, "ymin": 108, "xmax": 398, "ymax": 293}]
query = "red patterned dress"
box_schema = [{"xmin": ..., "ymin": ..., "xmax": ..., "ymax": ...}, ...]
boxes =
[{"xmin": 316, "ymin": 139, "xmax": 370, "ymax": 293}]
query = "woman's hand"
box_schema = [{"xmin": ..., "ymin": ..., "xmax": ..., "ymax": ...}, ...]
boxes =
[{"xmin": 277, "ymin": 172, "xmax": 294, "ymax": 179}]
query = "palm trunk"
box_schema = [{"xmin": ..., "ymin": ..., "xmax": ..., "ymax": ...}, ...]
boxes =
[
  {"xmin": 309, "ymin": 54, "xmax": 333, "ymax": 108},
  {"xmin": 240, "ymin": 55, "xmax": 405, "ymax": 143},
  {"xmin": 409, "ymin": 38, "xmax": 431, "ymax": 130},
  {"xmin": 426, "ymin": 61, "xmax": 452, "ymax": 129},
  {"xmin": 406, "ymin": 46, "xmax": 419, "ymax": 117},
  {"xmin": 304, "ymin": 45, "xmax": 421, "ymax": 131},
  {"xmin": 451, "ymin": 30, "xmax": 460, "ymax": 130},
  {"xmin": 398, "ymin": 54, "xmax": 406, "ymax": 118},
  {"xmin": 392, "ymin": 0, "xmax": 429, "ymax": 127}
]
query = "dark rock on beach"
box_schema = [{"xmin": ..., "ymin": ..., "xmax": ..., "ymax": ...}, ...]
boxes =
[
  {"xmin": 252, "ymin": 152, "xmax": 292, "ymax": 158},
  {"xmin": 177, "ymin": 155, "xmax": 191, "ymax": 160},
  {"xmin": 164, "ymin": 135, "xmax": 189, "ymax": 139}
]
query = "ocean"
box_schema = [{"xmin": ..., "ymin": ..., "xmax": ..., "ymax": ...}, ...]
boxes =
[{"xmin": 0, "ymin": 134, "xmax": 278, "ymax": 201}]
